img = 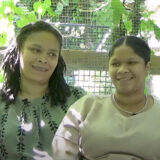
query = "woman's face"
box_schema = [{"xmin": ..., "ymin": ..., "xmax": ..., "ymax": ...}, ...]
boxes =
[
  {"xmin": 109, "ymin": 45, "xmax": 150, "ymax": 95},
  {"xmin": 20, "ymin": 31, "xmax": 60, "ymax": 85}
]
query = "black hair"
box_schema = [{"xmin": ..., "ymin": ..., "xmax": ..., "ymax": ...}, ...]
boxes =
[
  {"xmin": 1, "ymin": 21, "xmax": 71, "ymax": 106},
  {"xmin": 109, "ymin": 36, "xmax": 151, "ymax": 65}
]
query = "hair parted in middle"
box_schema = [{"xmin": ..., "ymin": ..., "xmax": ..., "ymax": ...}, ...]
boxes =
[{"xmin": 109, "ymin": 36, "xmax": 151, "ymax": 65}]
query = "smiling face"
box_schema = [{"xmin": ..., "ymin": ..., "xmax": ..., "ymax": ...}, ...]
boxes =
[
  {"xmin": 20, "ymin": 31, "xmax": 60, "ymax": 85},
  {"xmin": 109, "ymin": 45, "xmax": 150, "ymax": 95}
]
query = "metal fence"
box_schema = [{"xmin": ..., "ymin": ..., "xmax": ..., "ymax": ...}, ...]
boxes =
[{"xmin": 13, "ymin": 0, "xmax": 160, "ymax": 95}]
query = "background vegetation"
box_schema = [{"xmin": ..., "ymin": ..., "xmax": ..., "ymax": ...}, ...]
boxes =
[
  {"xmin": 0, "ymin": 0, "xmax": 159, "ymax": 95},
  {"xmin": 0, "ymin": 0, "xmax": 160, "ymax": 48}
]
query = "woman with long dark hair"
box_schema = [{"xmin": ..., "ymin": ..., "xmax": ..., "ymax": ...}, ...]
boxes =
[{"xmin": 0, "ymin": 21, "xmax": 86, "ymax": 159}]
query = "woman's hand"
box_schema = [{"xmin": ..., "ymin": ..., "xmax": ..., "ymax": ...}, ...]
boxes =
[
  {"xmin": 52, "ymin": 136, "xmax": 79, "ymax": 160},
  {"xmin": 33, "ymin": 148, "xmax": 54, "ymax": 160}
]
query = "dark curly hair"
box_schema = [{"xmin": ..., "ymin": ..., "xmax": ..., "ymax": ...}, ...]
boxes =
[{"xmin": 1, "ymin": 21, "xmax": 71, "ymax": 106}]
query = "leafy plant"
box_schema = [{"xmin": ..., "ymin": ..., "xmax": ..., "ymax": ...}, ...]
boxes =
[
  {"xmin": 93, "ymin": 0, "xmax": 160, "ymax": 44},
  {"xmin": 0, "ymin": 0, "xmax": 70, "ymax": 46},
  {"xmin": 0, "ymin": 0, "xmax": 159, "ymax": 94}
]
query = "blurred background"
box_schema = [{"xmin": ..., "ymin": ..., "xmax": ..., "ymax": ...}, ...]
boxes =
[{"xmin": 0, "ymin": 0, "xmax": 160, "ymax": 97}]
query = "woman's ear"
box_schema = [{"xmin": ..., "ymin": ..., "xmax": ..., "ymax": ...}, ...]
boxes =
[{"xmin": 145, "ymin": 61, "xmax": 151, "ymax": 76}]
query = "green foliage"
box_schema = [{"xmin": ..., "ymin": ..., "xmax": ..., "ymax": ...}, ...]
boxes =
[
  {"xmin": 0, "ymin": 33, "xmax": 7, "ymax": 46},
  {"xmin": 16, "ymin": 12, "xmax": 37, "ymax": 28},
  {"xmin": 111, "ymin": 0, "xmax": 126, "ymax": 27},
  {"xmin": 0, "ymin": 0, "xmax": 69, "ymax": 46},
  {"xmin": 55, "ymin": 2, "xmax": 64, "ymax": 15},
  {"xmin": 33, "ymin": 1, "xmax": 43, "ymax": 14},
  {"xmin": 0, "ymin": 0, "xmax": 160, "ymax": 48},
  {"xmin": 33, "ymin": 0, "xmax": 51, "ymax": 16},
  {"xmin": 141, "ymin": 20, "xmax": 154, "ymax": 31},
  {"xmin": 72, "ymin": 0, "xmax": 78, "ymax": 2},
  {"xmin": 0, "ymin": 0, "xmax": 159, "ymax": 95},
  {"xmin": 93, "ymin": 0, "xmax": 126, "ymax": 28},
  {"xmin": 93, "ymin": 0, "xmax": 160, "ymax": 45},
  {"xmin": 0, "ymin": 0, "xmax": 37, "ymax": 46},
  {"xmin": 123, "ymin": 13, "xmax": 132, "ymax": 33},
  {"xmin": 62, "ymin": 0, "xmax": 69, "ymax": 6},
  {"xmin": 93, "ymin": 4, "xmax": 113, "ymax": 27},
  {"xmin": 154, "ymin": 24, "xmax": 160, "ymax": 40}
]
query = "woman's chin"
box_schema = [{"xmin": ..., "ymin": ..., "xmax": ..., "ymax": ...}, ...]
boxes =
[
  {"xmin": 30, "ymin": 78, "xmax": 49, "ymax": 85},
  {"xmin": 116, "ymin": 87, "xmax": 135, "ymax": 95}
]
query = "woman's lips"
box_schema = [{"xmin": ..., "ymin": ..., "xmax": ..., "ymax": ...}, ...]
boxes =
[
  {"xmin": 117, "ymin": 77, "xmax": 133, "ymax": 81},
  {"xmin": 32, "ymin": 65, "xmax": 48, "ymax": 72}
]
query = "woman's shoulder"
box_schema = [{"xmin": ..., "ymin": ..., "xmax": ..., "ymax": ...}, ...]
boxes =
[
  {"xmin": 0, "ymin": 89, "xmax": 9, "ymax": 110},
  {"xmin": 67, "ymin": 93, "xmax": 111, "ymax": 120},
  {"xmin": 60, "ymin": 86, "xmax": 87, "ymax": 112},
  {"xmin": 77, "ymin": 93, "xmax": 110, "ymax": 103},
  {"xmin": 69, "ymin": 86, "xmax": 87, "ymax": 99},
  {"xmin": 0, "ymin": 88, "xmax": 3, "ymax": 100}
]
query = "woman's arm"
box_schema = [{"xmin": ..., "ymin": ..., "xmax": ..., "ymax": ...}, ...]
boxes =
[{"xmin": 52, "ymin": 95, "xmax": 93, "ymax": 160}]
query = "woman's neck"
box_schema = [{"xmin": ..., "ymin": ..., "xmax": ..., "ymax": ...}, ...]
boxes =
[
  {"xmin": 19, "ymin": 78, "xmax": 48, "ymax": 100},
  {"xmin": 114, "ymin": 92, "xmax": 147, "ymax": 113}
]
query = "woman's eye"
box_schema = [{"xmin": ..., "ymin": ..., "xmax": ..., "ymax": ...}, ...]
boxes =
[
  {"xmin": 111, "ymin": 63, "xmax": 120, "ymax": 67},
  {"xmin": 128, "ymin": 61, "xmax": 137, "ymax": 65},
  {"xmin": 30, "ymin": 48, "xmax": 41, "ymax": 53},
  {"xmin": 49, "ymin": 52, "xmax": 57, "ymax": 57}
]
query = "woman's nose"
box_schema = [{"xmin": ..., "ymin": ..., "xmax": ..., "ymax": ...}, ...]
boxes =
[
  {"xmin": 38, "ymin": 54, "xmax": 47, "ymax": 64},
  {"xmin": 117, "ymin": 64, "xmax": 129, "ymax": 73}
]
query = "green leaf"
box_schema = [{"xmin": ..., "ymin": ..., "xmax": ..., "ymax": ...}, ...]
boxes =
[
  {"xmin": 16, "ymin": 17, "xmax": 29, "ymax": 28},
  {"xmin": 33, "ymin": 1, "xmax": 42, "ymax": 13},
  {"xmin": 14, "ymin": 6, "xmax": 26, "ymax": 15},
  {"xmin": 141, "ymin": 20, "xmax": 154, "ymax": 31},
  {"xmin": 94, "ymin": 4, "xmax": 114, "ymax": 27},
  {"xmin": 62, "ymin": 0, "xmax": 69, "ymax": 6},
  {"xmin": 8, "ymin": 14, "xmax": 14, "ymax": 21},
  {"xmin": 0, "ymin": 2, "xmax": 7, "ymax": 16},
  {"xmin": 124, "ymin": 20, "xmax": 132, "ymax": 33},
  {"xmin": 55, "ymin": 2, "xmax": 63, "ymax": 15},
  {"xmin": 151, "ymin": 49, "xmax": 155, "ymax": 56},
  {"xmin": 5, "ymin": 1, "xmax": 14, "ymax": 10},
  {"xmin": 154, "ymin": 24, "xmax": 160, "ymax": 40},
  {"xmin": 0, "ymin": 33, "xmax": 7, "ymax": 46},
  {"xmin": 44, "ymin": 0, "xmax": 51, "ymax": 7},
  {"xmin": 111, "ymin": 0, "xmax": 125, "ymax": 26},
  {"xmin": 47, "ymin": 8, "xmax": 56, "ymax": 17},
  {"xmin": 72, "ymin": 0, "xmax": 78, "ymax": 3},
  {"xmin": 41, "ymin": 5, "xmax": 47, "ymax": 16},
  {"xmin": 33, "ymin": 1, "xmax": 48, "ymax": 16},
  {"xmin": 27, "ymin": 12, "xmax": 37, "ymax": 22},
  {"xmin": 142, "ymin": 11, "xmax": 154, "ymax": 18},
  {"xmin": 123, "ymin": 14, "xmax": 132, "ymax": 33}
]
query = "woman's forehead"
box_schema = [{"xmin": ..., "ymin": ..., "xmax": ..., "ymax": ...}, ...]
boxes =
[{"xmin": 110, "ymin": 45, "xmax": 144, "ymax": 61}]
